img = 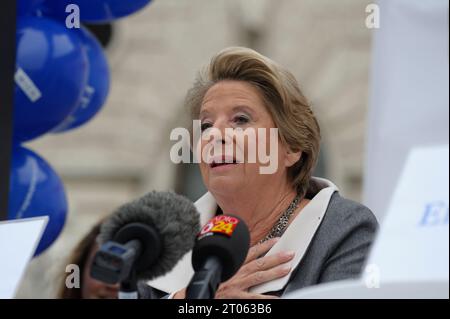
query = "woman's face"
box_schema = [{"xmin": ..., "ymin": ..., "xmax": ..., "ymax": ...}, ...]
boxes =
[
  {"xmin": 81, "ymin": 243, "xmax": 119, "ymax": 299},
  {"xmin": 197, "ymin": 80, "xmax": 296, "ymax": 197}
]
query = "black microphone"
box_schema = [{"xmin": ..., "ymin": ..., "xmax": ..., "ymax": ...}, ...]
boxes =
[
  {"xmin": 186, "ymin": 214, "xmax": 250, "ymax": 299},
  {"xmin": 91, "ymin": 191, "xmax": 200, "ymax": 298}
]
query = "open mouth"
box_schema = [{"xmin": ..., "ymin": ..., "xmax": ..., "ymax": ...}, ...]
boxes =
[{"xmin": 210, "ymin": 157, "xmax": 240, "ymax": 168}]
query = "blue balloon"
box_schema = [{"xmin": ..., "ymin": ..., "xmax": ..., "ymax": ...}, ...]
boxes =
[
  {"xmin": 42, "ymin": 0, "xmax": 152, "ymax": 23},
  {"xmin": 8, "ymin": 146, "xmax": 68, "ymax": 256},
  {"xmin": 52, "ymin": 26, "xmax": 110, "ymax": 133},
  {"xmin": 14, "ymin": 16, "xmax": 88, "ymax": 142},
  {"xmin": 17, "ymin": 0, "xmax": 44, "ymax": 16}
]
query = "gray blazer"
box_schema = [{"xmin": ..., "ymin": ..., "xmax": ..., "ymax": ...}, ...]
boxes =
[
  {"xmin": 281, "ymin": 191, "xmax": 378, "ymax": 296},
  {"xmin": 139, "ymin": 191, "xmax": 378, "ymax": 298}
]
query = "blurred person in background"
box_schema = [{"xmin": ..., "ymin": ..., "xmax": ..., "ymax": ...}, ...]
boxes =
[{"xmin": 57, "ymin": 221, "xmax": 119, "ymax": 299}]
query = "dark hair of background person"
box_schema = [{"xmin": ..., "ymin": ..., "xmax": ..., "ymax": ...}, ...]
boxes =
[{"xmin": 56, "ymin": 222, "xmax": 101, "ymax": 299}]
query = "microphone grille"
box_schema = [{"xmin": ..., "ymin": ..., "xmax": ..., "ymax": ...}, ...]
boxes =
[{"xmin": 98, "ymin": 191, "xmax": 200, "ymax": 280}]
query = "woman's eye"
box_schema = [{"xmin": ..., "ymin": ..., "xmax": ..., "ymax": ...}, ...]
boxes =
[
  {"xmin": 234, "ymin": 115, "xmax": 250, "ymax": 125},
  {"xmin": 200, "ymin": 122, "xmax": 212, "ymax": 132}
]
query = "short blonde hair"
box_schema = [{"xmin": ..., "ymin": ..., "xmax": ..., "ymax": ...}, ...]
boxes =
[{"xmin": 186, "ymin": 47, "xmax": 321, "ymax": 197}]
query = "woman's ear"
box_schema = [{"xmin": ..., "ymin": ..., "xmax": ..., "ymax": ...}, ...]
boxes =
[{"xmin": 285, "ymin": 150, "xmax": 302, "ymax": 168}]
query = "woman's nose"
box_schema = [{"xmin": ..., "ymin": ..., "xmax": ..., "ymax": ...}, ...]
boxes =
[
  {"xmin": 210, "ymin": 130, "xmax": 226, "ymax": 146},
  {"xmin": 209, "ymin": 120, "xmax": 228, "ymax": 143}
]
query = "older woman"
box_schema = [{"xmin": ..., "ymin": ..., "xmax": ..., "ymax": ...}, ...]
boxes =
[{"xmin": 148, "ymin": 47, "xmax": 378, "ymax": 298}]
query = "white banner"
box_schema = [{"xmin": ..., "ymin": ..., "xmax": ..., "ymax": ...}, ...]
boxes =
[{"xmin": 363, "ymin": 0, "xmax": 449, "ymax": 221}]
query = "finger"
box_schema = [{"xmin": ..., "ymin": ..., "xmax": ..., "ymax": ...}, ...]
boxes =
[
  {"xmin": 244, "ymin": 237, "xmax": 280, "ymax": 264},
  {"xmin": 239, "ymin": 262, "xmax": 292, "ymax": 290},
  {"xmin": 241, "ymin": 250, "xmax": 295, "ymax": 275},
  {"xmin": 215, "ymin": 290, "xmax": 249, "ymax": 299},
  {"xmin": 215, "ymin": 289, "xmax": 279, "ymax": 299},
  {"xmin": 244, "ymin": 293, "xmax": 280, "ymax": 299},
  {"xmin": 239, "ymin": 250, "xmax": 295, "ymax": 277}
]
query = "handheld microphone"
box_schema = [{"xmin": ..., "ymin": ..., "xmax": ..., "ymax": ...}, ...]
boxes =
[
  {"xmin": 91, "ymin": 191, "xmax": 200, "ymax": 298},
  {"xmin": 186, "ymin": 214, "xmax": 250, "ymax": 299}
]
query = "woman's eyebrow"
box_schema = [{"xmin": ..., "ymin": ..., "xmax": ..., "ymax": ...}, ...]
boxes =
[
  {"xmin": 199, "ymin": 105, "xmax": 254, "ymax": 118},
  {"xmin": 232, "ymin": 105, "xmax": 254, "ymax": 115},
  {"xmin": 199, "ymin": 109, "xmax": 211, "ymax": 118}
]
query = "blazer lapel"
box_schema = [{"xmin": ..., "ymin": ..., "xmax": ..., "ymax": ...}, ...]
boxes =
[{"xmin": 250, "ymin": 181, "xmax": 337, "ymax": 293}]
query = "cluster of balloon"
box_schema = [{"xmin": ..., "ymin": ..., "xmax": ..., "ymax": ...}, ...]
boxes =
[{"xmin": 10, "ymin": 0, "xmax": 152, "ymax": 256}]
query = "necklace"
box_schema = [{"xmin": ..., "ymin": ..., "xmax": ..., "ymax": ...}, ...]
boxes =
[{"xmin": 258, "ymin": 194, "xmax": 302, "ymax": 244}]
